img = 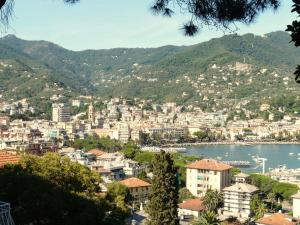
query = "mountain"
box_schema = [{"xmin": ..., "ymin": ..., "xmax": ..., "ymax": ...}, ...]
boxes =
[{"xmin": 0, "ymin": 31, "xmax": 299, "ymax": 114}]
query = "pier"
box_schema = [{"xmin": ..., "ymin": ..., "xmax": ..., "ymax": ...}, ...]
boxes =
[{"xmin": 222, "ymin": 160, "xmax": 251, "ymax": 168}]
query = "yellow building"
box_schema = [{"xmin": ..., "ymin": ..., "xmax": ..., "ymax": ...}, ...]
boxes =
[{"xmin": 120, "ymin": 177, "xmax": 151, "ymax": 208}]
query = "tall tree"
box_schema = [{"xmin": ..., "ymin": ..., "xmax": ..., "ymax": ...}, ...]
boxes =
[
  {"xmin": 203, "ymin": 189, "xmax": 224, "ymax": 213},
  {"xmin": 147, "ymin": 151, "xmax": 179, "ymax": 225}
]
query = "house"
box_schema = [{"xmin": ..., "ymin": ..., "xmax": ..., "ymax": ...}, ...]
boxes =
[
  {"xmin": 178, "ymin": 198, "xmax": 204, "ymax": 220},
  {"xmin": 234, "ymin": 173, "xmax": 250, "ymax": 183},
  {"xmin": 88, "ymin": 149, "xmax": 106, "ymax": 157},
  {"xmin": 92, "ymin": 165, "xmax": 125, "ymax": 183},
  {"xmin": 223, "ymin": 182, "xmax": 258, "ymax": 219},
  {"xmin": 255, "ymin": 213, "xmax": 298, "ymax": 225},
  {"xmin": 186, "ymin": 159, "xmax": 232, "ymax": 197},
  {"xmin": 120, "ymin": 177, "xmax": 151, "ymax": 208},
  {"xmin": 292, "ymin": 192, "xmax": 300, "ymax": 219},
  {"xmin": 0, "ymin": 151, "xmax": 20, "ymax": 168}
]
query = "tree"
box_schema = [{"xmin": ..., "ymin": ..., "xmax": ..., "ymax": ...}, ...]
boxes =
[
  {"xmin": 0, "ymin": 156, "xmax": 128, "ymax": 225},
  {"xmin": 251, "ymin": 195, "xmax": 267, "ymax": 220},
  {"xmin": 178, "ymin": 187, "xmax": 194, "ymax": 203},
  {"xmin": 20, "ymin": 152, "xmax": 101, "ymax": 196},
  {"xmin": 192, "ymin": 210, "xmax": 220, "ymax": 225},
  {"xmin": 147, "ymin": 151, "xmax": 179, "ymax": 225},
  {"xmin": 267, "ymin": 192, "xmax": 276, "ymax": 211},
  {"xmin": 203, "ymin": 189, "xmax": 224, "ymax": 212}
]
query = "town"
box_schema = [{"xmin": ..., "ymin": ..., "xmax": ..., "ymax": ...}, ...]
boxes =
[{"xmin": 0, "ymin": 96, "xmax": 300, "ymax": 224}]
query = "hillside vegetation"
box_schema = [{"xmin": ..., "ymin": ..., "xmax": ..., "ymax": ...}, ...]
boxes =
[{"xmin": 0, "ymin": 31, "xmax": 299, "ymax": 113}]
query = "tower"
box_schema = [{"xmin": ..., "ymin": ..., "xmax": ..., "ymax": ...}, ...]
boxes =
[{"xmin": 88, "ymin": 102, "xmax": 95, "ymax": 123}]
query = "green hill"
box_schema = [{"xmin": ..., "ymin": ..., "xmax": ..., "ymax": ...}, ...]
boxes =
[{"xmin": 0, "ymin": 31, "xmax": 299, "ymax": 114}]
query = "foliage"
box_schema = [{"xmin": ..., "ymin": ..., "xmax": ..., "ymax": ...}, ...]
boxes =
[
  {"xmin": 147, "ymin": 151, "xmax": 179, "ymax": 225},
  {"xmin": 20, "ymin": 152, "xmax": 101, "ymax": 195},
  {"xmin": 192, "ymin": 210, "xmax": 220, "ymax": 225},
  {"xmin": 107, "ymin": 182, "xmax": 132, "ymax": 205},
  {"xmin": 72, "ymin": 136, "xmax": 122, "ymax": 152},
  {"xmin": 1, "ymin": 32, "xmax": 300, "ymax": 115},
  {"xmin": 203, "ymin": 189, "xmax": 224, "ymax": 212},
  {"xmin": 0, "ymin": 155, "xmax": 128, "ymax": 225},
  {"xmin": 230, "ymin": 167, "xmax": 241, "ymax": 176},
  {"xmin": 178, "ymin": 187, "xmax": 194, "ymax": 203},
  {"xmin": 251, "ymin": 194, "xmax": 267, "ymax": 220},
  {"xmin": 151, "ymin": 0, "xmax": 279, "ymax": 36},
  {"xmin": 250, "ymin": 174, "xmax": 299, "ymax": 200}
]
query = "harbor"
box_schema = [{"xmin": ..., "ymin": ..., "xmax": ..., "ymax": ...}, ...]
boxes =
[{"xmin": 183, "ymin": 144, "xmax": 300, "ymax": 173}]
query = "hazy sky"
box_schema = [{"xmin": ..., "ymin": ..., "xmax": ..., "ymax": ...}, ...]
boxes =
[{"xmin": 2, "ymin": 0, "xmax": 296, "ymax": 50}]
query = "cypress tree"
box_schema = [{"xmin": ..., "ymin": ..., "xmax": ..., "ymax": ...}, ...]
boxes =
[{"xmin": 147, "ymin": 151, "xmax": 179, "ymax": 225}]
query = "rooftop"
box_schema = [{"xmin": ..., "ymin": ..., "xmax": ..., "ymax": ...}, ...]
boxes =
[
  {"xmin": 0, "ymin": 151, "xmax": 21, "ymax": 168},
  {"xmin": 223, "ymin": 183, "xmax": 258, "ymax": 193},
  {"xmin": 235, "ymin": 172, "xmax": 250, "ymax": 178},
  {"xmin": 256, "ymin": 213, "xmax": 297, "ymax": 225},
  {"xmin": 88, "ymin": 149, "xmax": 106, "ymax": 157},
  {"xmin": 187, "ymin": 159, "xmax": 232, "ymax": 171},
  {"xmin": 178, "ymin": 198, "xmax": 204, "ymax": 212},
  {"xmin": 120, "ymin": 177, "xmax": 151, "ymax": 188}
]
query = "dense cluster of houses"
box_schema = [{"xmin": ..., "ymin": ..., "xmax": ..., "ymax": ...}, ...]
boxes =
[
  {"xmin": 1, "ymin": 148, "xmax": 299, "ymax": 225},
  {"xmin": 1, "ymin": 97, "xmax": 300, "ymax": 154}
]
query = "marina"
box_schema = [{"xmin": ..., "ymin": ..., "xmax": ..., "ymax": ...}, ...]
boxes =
[{"xmin": 184, "ymin": 144, "xmax": 300, "ymax": 173}]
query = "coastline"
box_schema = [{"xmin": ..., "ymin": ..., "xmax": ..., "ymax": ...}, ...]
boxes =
[{"xmin": 162, "ymin": 141, "xmax": 300, "ymax": 147}]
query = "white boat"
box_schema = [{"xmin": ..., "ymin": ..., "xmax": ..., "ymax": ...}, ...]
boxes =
[{"xmin": 289, "ymin": 153, "xmax": 294, "ymax": 155}]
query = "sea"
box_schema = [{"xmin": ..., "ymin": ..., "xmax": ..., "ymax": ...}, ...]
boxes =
[{"xmin": 184, "ymin": 144, "xmax": 300, "ymax": 173}]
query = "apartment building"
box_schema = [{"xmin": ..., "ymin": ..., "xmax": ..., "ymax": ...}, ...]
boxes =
[
  {"xmin": 186, "ymin": 159, "xmax": 232, "ymax": 197},
  {"xmin": 118, "ymin": 122, "xmax": 130, "ymax": 143},
  {"xmin": 292, "ymin": 192, "xmax": 300, "ymax": 219},
  {"xmin": 223, "ymin": 182, "xmax": 258, "ymax": 218},
  {"xmin": 52, "ymin": 104, "xmax": 70, "ymax": 122}
]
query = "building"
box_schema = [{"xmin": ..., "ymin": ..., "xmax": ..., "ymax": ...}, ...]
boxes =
[
  {"xmin": 88, "ymin": 102, "xmax": 95, "ymax": 123},
  {"xmin": 120, "ymin": 177, "xmax": 151, "ymax": 208},
  {"xmin": 222, "ymin": 182, "xmax": 258, "ymax": 218},
  {"xmin": 292, "ymin": 192, "xmax": 300, "ymax": 219},
  {"xmin": 256, "ymin": 213, "xmax": 298, "ymax": 225},
  {"xmin": 118, "ymin": 122, "xmax": 130, "ymax": 143},
  {"xmin": 178, "ymin": 198, "xmax": 204, "ymax": 220},
  {"xmin": 52, "ymin": 104, "xmax": 70, "ymax": 122},
  {"xmin": 186, "ymin": 159, "xmax": 232, "ymax": 197},
  {"xmin": 0, "ymin": 151, "xmax": 20, "ymax": 168},
  {"xmin": 234, "ymin": 173, "xmax": 250, "ymax": 183}
]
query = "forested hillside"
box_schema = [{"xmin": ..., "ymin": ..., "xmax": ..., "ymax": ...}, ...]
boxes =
[{"xmin": 0, "ymin": 31, "xmax": 299, "ymax": 113}]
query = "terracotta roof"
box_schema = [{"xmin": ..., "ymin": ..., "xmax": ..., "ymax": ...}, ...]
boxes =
[
  {"xmin": 187, "ymin": 159, "xmax": 232, "ymax": 171},
  {"xmin": 0, "ymin": 151, "xmax": 21, "ymax": 168},
  {"xmin": 120, "ymin": 177, "xmax": 151, "ymax": 188},
  {"xmin": 256, "ymin": 213, "xmax": 297, "ymax": 225},
  {"xmin": 88, "ymin": 149, "xmax": 106, "ymax": 157},
  {"xmin": 178, "ymin": 198, "xmax": 204, "ymax": 212}
]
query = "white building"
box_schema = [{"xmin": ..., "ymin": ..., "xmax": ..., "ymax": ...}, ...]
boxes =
[
  {"xmin": 118, "ymin": 122, "xmax": 130, "ymax": 143},
  {"xmin": 186, "ymin": 159, "xmax": 232, "ymax": 197},
  {"xmin": 292, "ymin": 192, "xmax": 300, "ymax": 219},
  {"xmin": 223, "ymin": 182, "xmax": 258, "ymax": 218},
  {"xmin": 52, "ymin": 104, "xmax": 70, "ymax": 122}
]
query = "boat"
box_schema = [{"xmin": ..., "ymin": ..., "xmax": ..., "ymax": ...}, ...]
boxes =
[{"xmin": 289, "ymin": 153, "xmax": 294, "ymax": 155}]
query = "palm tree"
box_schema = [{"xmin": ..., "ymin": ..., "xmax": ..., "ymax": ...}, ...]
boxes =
[
  {"xmin": 254, "ymin": 202, "xmax": 267, "ymax": 220},
  {"xmin": 203, "ymin": 189, "xmax": 224, "ymax": 212},
  {"xmin": 267, "ymin": 192, "xmax": 276, "ymax": 211},
  {"xmin": 192, "ymin": 211, "xmax": 220, "ymax": 225}
]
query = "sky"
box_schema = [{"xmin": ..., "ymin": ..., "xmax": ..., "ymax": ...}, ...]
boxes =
[{"xmin": 1, "ymin": 0, "xmax": 297, "ymax": 51}]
